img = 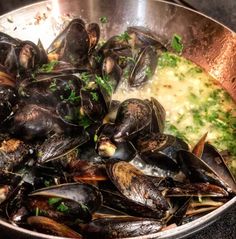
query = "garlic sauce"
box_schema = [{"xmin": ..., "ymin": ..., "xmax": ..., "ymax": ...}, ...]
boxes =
[{"xmin": 113, "ymin": 52, "xmax": 236, "ymax": 175}]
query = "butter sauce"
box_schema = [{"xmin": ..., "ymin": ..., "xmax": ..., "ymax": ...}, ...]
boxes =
[{"xmin": 113, "ymin": 52, "xmax": 236, "ymax": 175}]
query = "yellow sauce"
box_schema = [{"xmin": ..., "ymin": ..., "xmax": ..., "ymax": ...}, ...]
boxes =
[{"xmin": 113, "ymin": 53, "xmax": 236, "ymax": 175}]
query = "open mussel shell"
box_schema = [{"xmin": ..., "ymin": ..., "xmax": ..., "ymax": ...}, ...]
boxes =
[
  {"xmin": 102, "ymin": 56, "xmax": 122, "ymax": 91},
  {"xmin": 29, "ymin": 182, "xmax": 102, "ymax": 218},
  {"xmin": 167, "ymin": 197, "xmax": 191, "ymax": 226},
  {"xmin": 5, "ymin": 182, "xmax": 33, "ymax": 224},
  {"xmin": 79, "ymin": 216, "xmax": 163, "ymax": 239},
  {"xmin": 177, "ymin": 150, "xmax": 234, "ymax": 193},
  {"xmin": 127, "ymin": 26, "xmax": 166, "ymax": 49},
  {"xmin": 99, "ymin": 35, "xmax": 131, "ymax": 57},
  {"xmin": 0, "ymin": 185, "xmax": 11, "ymax": 204},
  {"xmin": 37, "ymin": 131, "xmax": 89, "ymax": 164},
  {"xmin": 87, "ymin": 23, "xmax": 100, "ymax": 53},
  {"xmin": 12, "ymin": 104, "xmax": 64, "ymax": 140},
  {"xmin": 69, "ymin": 160, "xmax": 108, "ymax": 182},
  {"xmin": 101, "ymin": 189, "xmax": 166, "ymax": 219},
  {"xmin": 113, "ymin": 98, "xmax": 152, "ymax": 142},
  {"xmin": 29, "ymin": 182, "xmax": 102, "ymax": 210},
  {"xmin": 96, "ymin": 123, "xmax": 137, "ymax": 160},
  {"xmin": 19, "ymin": 74, "xmax": 82, "ymax": 107},
  {"xmin": 47, "ymin": 18, "xmax": 86, "ymax": 54},
  {"xmin": 60, "ymin": 20, "xmax": 90, "ymax": 66},
  {"xmin": 148, "ymin": 97, "xmax": 166, "ymax": 133},
  {"xmin": 129, "ymin": 46, "xmax": 157, "ymax": 87},
  {"xmin": 27, "ymin": 216, "xmax": 83, "ymax": 238},
  {"xmin": 135, "ymin": 133, "xmax": 188, "ymax": 177},
  {"xmin": 80, "ymin": 87, "xmax": 107, "ymax": 122},
  {"xmin": 0, "ymin": 138, "xmax": 31, "ymax": 171},
  {"xmin": 18, "ymin": 40, "xmax": 47, "ymax": 71},
  {"xmin": 56, "ymin": 101, "xmax": 81, "ymax": 125},
  {"xmin": 106, "ymin": 160, "xmax": 169, "ymax": 217},
  {"xmin": 202, "ymin": 143, "xmax": 236, "ymax": 194},
  {"xmin": 165, "ymin": 182, "xmax": 228, "ymax": 197}
]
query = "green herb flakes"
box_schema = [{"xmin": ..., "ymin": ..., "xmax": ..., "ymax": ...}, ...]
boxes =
[
  {"xmin": 171, "ymin": 34, "xmax": 184, "ymax": 54},
  {"xmin": 90, "ymin": 92, "xmax": 99, "ymax": 101},
  {"xmin": 49, "ymin": 79, "xmax": 57, "ymax": 92},
  {"xmin": 57, "ymin": 202, "xmax": 69, "ymax": 213},
  {"xmin": 117, "ymin": 31, "xmax": 131, "ymax": 41},
  {"xmin": 94, "ymin": 134, "xmax": 98, "ymax": 142},
  {"xmin": 35, "ymin": 207, "xmax": 39, "ymax": 216},
  {"xmin": 158, "ymin": 52, "xmax": 179, "ymax": 68},
  {"xmin": 79, "ymin": 115, "xmax": 92, "ymax": 129},
  {"xmin": 66, "ymin": 90, "xmax": 80, "ymax": 103},
  {"xmin": 99, "ymin": 16, "xmax": 108, "ymax": 24},
  {"xmin": 44, "ymin": 180, "xmax": 51, "ymax": 187},
  {"xmin": 95, "ymin": 75, "xmax": 113, "ymax": 96},
  {"xmin": 80, "ymin": 72, "xmax": 91, "ymax": 83},
  {"xmin": 38, "ymin": 60, "xmax": 59, "ymax": 73},
  {"xmin": 145, "ymin": 66, "xmax": 152, "ymax": 78},
  {"xmin": 48, "ymin": 197, "xmax": 62, "ymax": 205}
]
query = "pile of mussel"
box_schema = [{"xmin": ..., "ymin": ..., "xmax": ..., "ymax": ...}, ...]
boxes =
[{"xmin": 0, "ymin": 18, "xmax": 235, "ymax": 239}]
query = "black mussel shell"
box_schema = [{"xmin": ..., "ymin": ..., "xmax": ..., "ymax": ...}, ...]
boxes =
[
  {"xmin": 27, "ymin": 216, "xmax": 83, "ymax": 238},
  {"xmin": 202, "ymin": 143, "xmax": 236, "ymax": 194},
  {"xmin": 127, "ymin": 26, "xmax": 166, "ymax": 49},
  {"xmin": 177, "ymin": 150, "xmax": 233, "ymax": 193},
  {"xmin": 19, "ymin": 74, "xmax": 82, "ymax": 108},
  {"xmin": 12, "ymin": 104, "xmax": 63, "ymax": 140},
  {"xmin": 60, "ymin": 20, "xmax": 89, "ymax": 67},
  {"xmin": 106, "ymin": 160, "xmax": 169, "ymax": 215},
  {"xmin": 165, "ymin": 182, "xmax": 228, "ymax": 197},
  {"xmin": 29, "ymin": 182, "xmax": 102, "ymax": 214},
  {"xmin": 0, "ymin": 138, "xmax": 30, "ymax": 171},
  {"xmin": 101, "ymin": 189, "xmax": 166, "ymax": 219},
  {"xmin": 148, "ymin": 97, "xmax": 166, "ymax": 133},
  {"xmin": 87, "ymin": 23, "xmax": 100, "ymax": 53},
  {"xmin": 79, "ymin": 217, "xmax": 163, "ymax": 239},
  {"xmin": 80, "ymin": 87, "xmax": 107, "ymax": 122},
  {"xmin": 113, "ymin": 98, "xmax": 152, "ymax": 142},
  {"xmin": 37, "ymin": 131, "xmax": 89, "ymax": 164},
  {"xmin": 129, "ymin": 46, "xmax": 157, "ymax": 87}
]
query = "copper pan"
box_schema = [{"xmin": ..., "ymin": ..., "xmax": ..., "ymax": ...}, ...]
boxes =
[{"xmin": 0, "ymin": 0, "xmax": 235, "ymax": 238}]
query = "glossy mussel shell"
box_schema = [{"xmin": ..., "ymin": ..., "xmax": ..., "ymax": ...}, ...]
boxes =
[
  {"xmin": 178, "ymin": 149, "xmax": 236, "ymax": 194},
  {"xmin": 79, "ymin": 216, "xmax": 163, "ymax": 239},
  {"xmin": 106, "ymin": 160, "xmax": 169, "ymax": 218}
]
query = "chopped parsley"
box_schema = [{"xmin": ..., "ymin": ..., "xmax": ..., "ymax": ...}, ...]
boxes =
[
  {"xmin": 35, "ymin": 207, "xmax": 48, "ymax": 216},
  {"xmin": 99, "ymin": 16, "xmax": 108, "ymax": 24},
  {"xmin": 145, "ymin": 66, "xmax": 152, "ymax": 78},
  {"xmin": 165, "ymin": 121, "xmax": 189, "ymax": 142},
  {"xmin": 56, "ymin": 202, "xmax": 69, "ymax": 213},
  {"xmin": 94, "ymin": 134, "xmax": 98, "ymax": 142},
  {"xmin": 117, "ymin": 31, "xmax": 131, "ymax": 41},
  {"xmin": 79, "ymin": 115, "xmax": 92, "ymax": 129},
  {"xmin": 95, "ymin": 75, "xmax": 113, "ymax": 96},
  {"xmin": 188, "ymin": 92, "xmax": 198, "ymax": 104},
  {"xmin": 48, "ymin": 197, "xmax": 62, "ymax": 205},
  {"xmin": 171, "ymin": 34, "xmax": 184, "ymax": 54},
  {"xmin": 44, "ymin": 180, "xmax": 51, "ymax": 187},
  {"xmin": 80, "ymin": 72, "xmax": 91, "ymax": 83},
  {"xmin": 158, "ymin": 52, "xmax": 179, "ymax": 68},
  {"xmin": 64, "ymin": 115, "xmax": 73, "ymax": 122},
  {"xmin": 35, "ymin": 207, "xmax": 39, "ymax": 216},
  {"xmin": 90, "ymin": 92, "xmax": 99, "ymax": 101},
  {"xmin": 38, "ymin": 60, "xmax": 59, "ymax": 73},
  {"xmin": 49, "ymin": 79, "xmax": 57, "ymax": 92},
  {"xmin": 66, "ymin": 90, "xmax": 80, "ymax": 103}
]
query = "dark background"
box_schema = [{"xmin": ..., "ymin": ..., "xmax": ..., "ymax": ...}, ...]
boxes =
[{"xmin": 0, "ymin": 0, "xmax": 235, "ymax": 239}]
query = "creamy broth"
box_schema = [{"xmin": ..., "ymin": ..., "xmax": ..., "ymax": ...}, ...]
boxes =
[{"xmin": 113, "ymin": 52, "xmax": 236, "ymax": 175}]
